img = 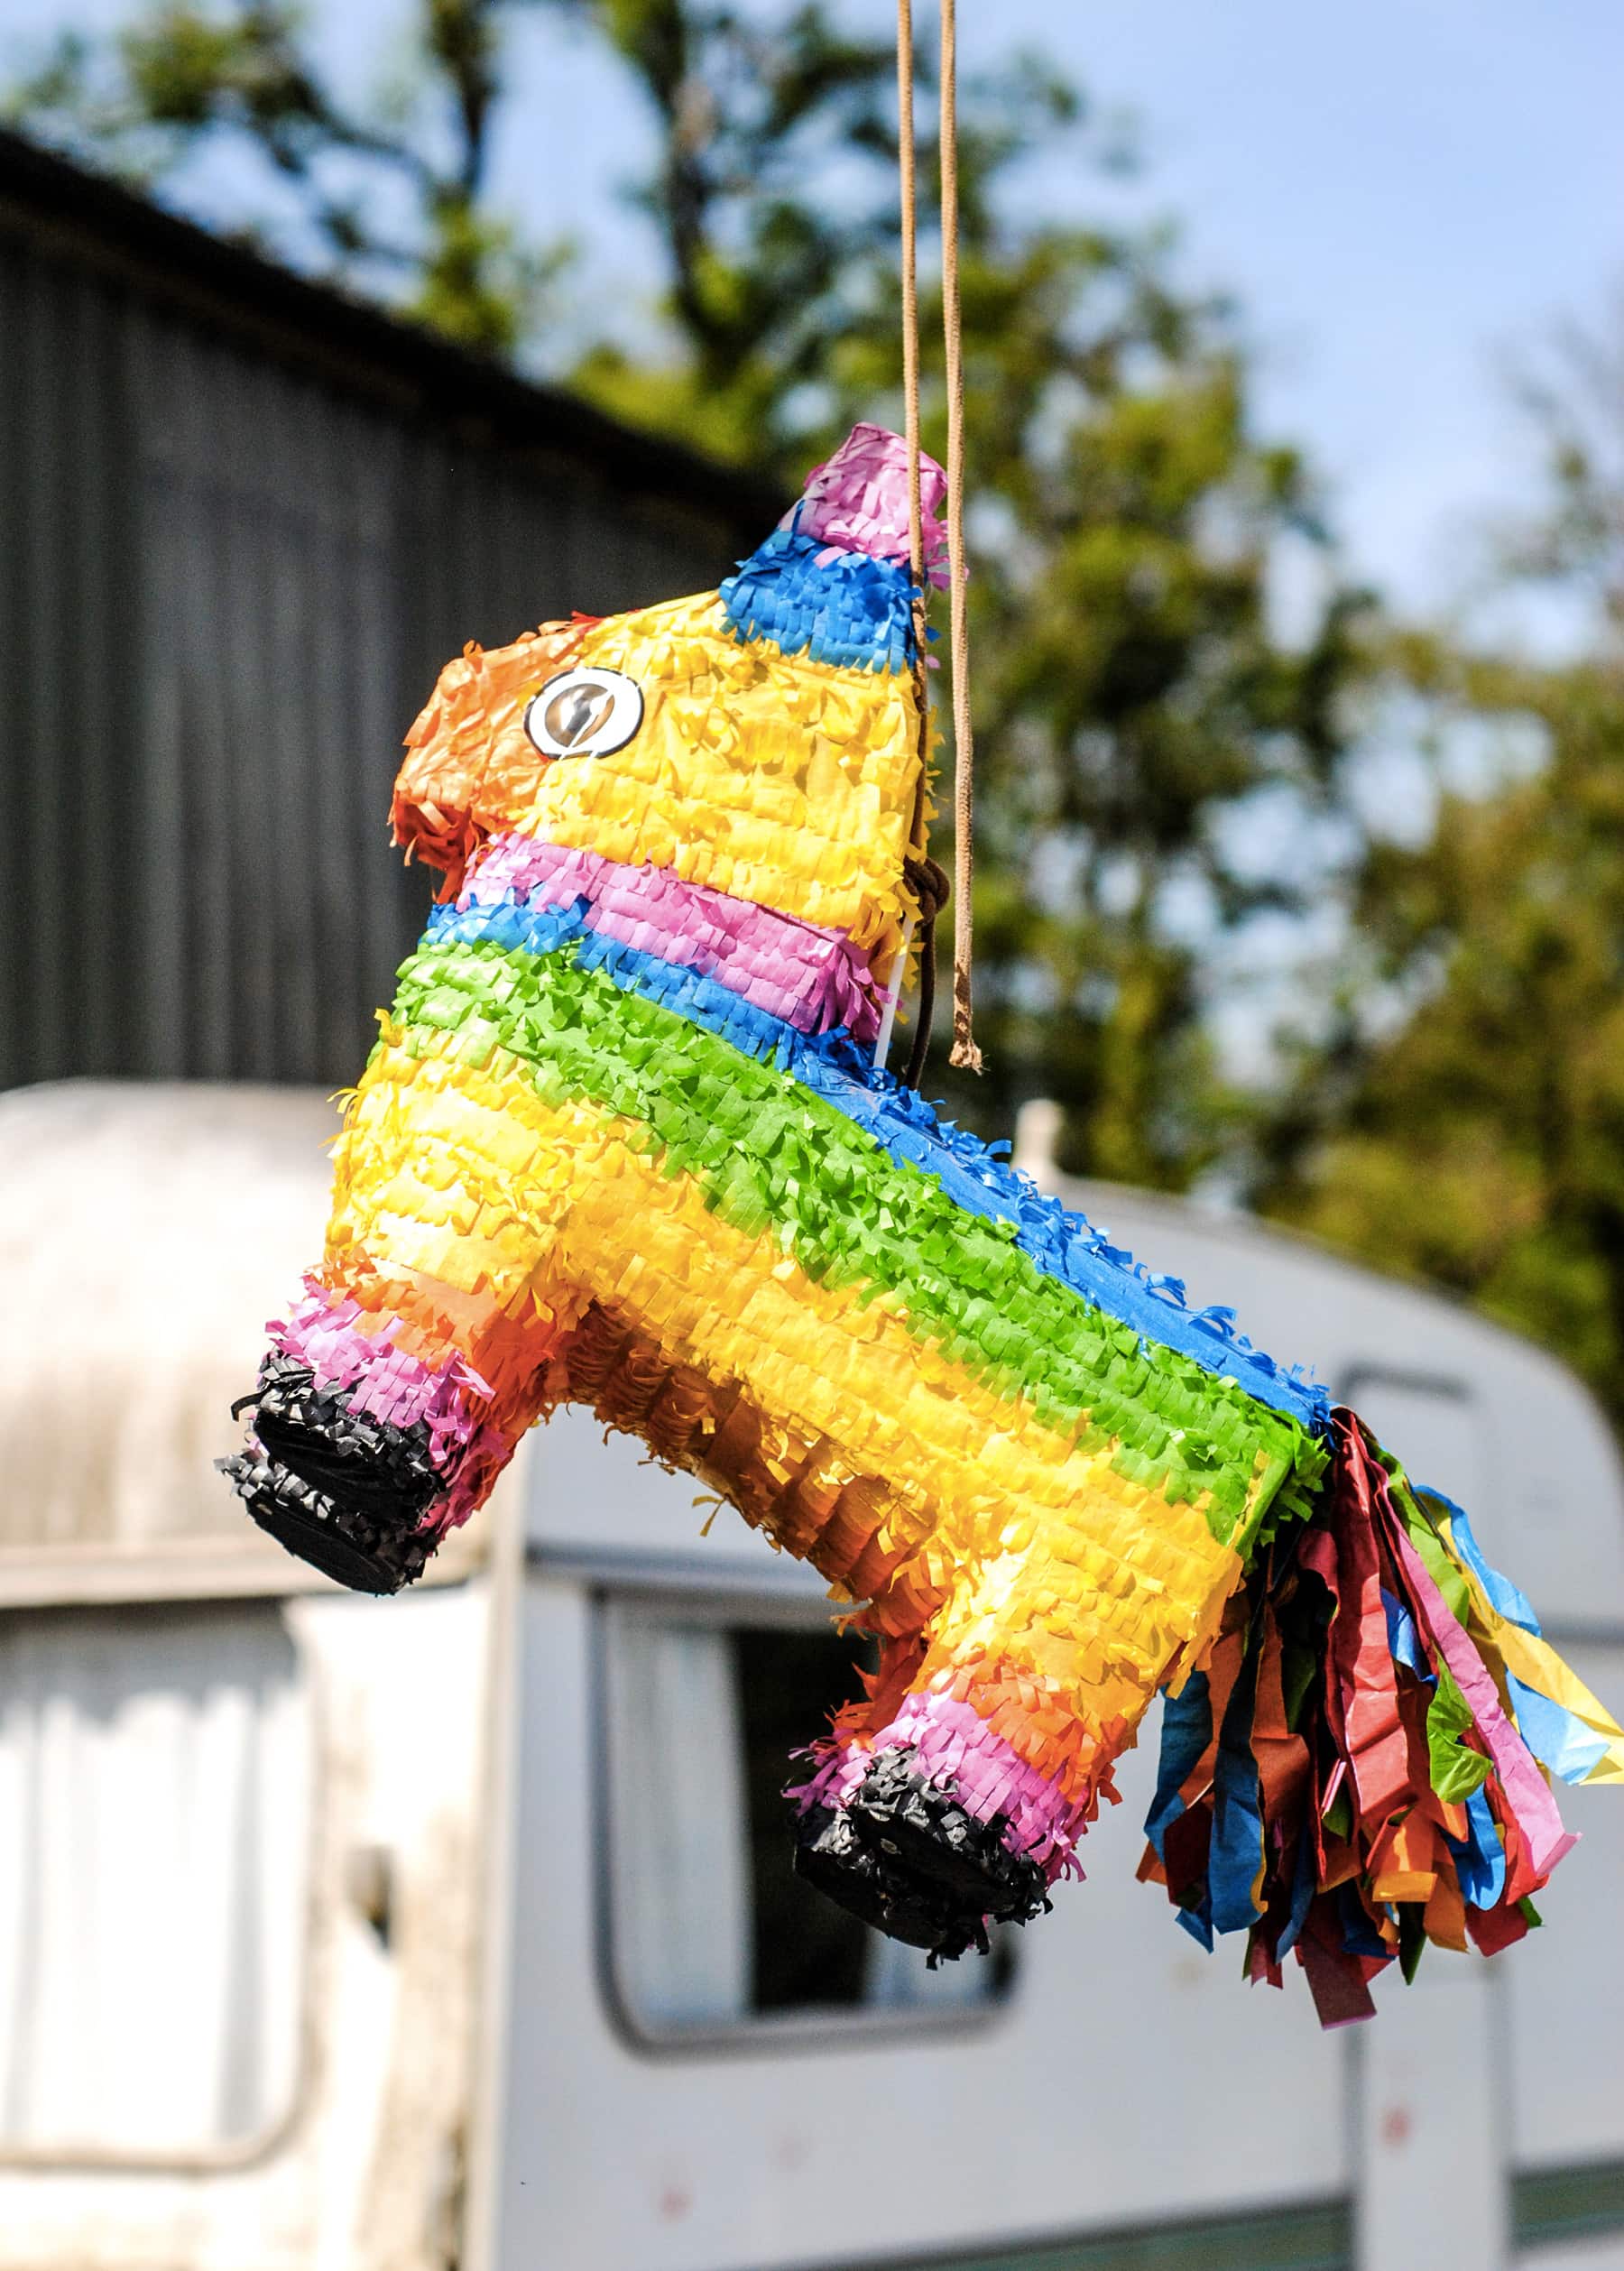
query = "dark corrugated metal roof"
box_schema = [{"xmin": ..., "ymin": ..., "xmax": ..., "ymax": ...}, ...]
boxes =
[
  {"xmin": 0, "ymin": 125, "xmax": 787, "ymax": 537},
  {"xmin": 0, "ymin": 126, "xmax": 788, "ymax": 1092}
]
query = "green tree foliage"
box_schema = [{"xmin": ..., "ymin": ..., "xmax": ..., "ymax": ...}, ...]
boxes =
[
  {"xmin": 1257, "ymin": 320, "xmax": 1624, "ymax": 1422},
  {"xmin": 558, "ymin": 14, "xmax": 1371, "ymax": 1170},
  {"xmin": 9, "ymin": 0, "xmax": 1371, "ymax": 1177}
]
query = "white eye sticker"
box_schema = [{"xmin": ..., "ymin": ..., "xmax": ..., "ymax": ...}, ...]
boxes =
[{"xmin": 523, "ymin": 666, "xmax": 644, "ymax": 759}]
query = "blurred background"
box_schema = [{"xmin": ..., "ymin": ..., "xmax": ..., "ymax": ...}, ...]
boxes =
[{"xmin": 0, "ymin": 4, "xmax": 1621, "ymax": 2268}]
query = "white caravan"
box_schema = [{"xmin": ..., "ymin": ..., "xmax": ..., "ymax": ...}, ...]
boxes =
[{"xmin": 0, "ymin": 1082, "xmax": 1619, "ymax": 2271}]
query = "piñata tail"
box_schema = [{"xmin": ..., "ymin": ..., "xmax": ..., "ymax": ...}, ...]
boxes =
[
  {"xmin": 223, "ymin": 424, "xmax": 1623, "ymax": 2014},
  {"xmin": 1140, "ymin": 1416, "xmax": 1624, "ymax": 2022}
]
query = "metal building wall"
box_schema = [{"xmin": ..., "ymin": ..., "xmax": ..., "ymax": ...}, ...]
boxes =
[{"xmin": 0, "ymin": 191, "xmax": 763, "ymax": 1089}]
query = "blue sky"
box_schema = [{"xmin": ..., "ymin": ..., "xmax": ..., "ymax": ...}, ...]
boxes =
[
  {"xmin": 1043, "ymin": 5, "xmax": 1624, "ymax": 619},
  {"xmin": 6, "ymin": 0, "xmax": 1622, "ymax": 625}
]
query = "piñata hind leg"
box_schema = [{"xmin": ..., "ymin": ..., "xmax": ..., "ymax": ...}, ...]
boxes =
[
  {"xmin": 1139, "ymin": 1414, "xmax": 1624, "ymax": 2023},
  {"xmin": 789, "ymin": 1456, "xmax": 1253, "ymax": 1959},
  {"xmin": 224, "ymin": 1034, "xmax": 575, "ymax": 1591}
]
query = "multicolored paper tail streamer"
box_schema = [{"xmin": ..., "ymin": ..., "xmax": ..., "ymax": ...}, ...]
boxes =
[
  {"xmin": 1139, "ymin": 1416, "xmax": 1624, "ymax": 2021},
  {"xmin": 222, "ymin": 424, "xmax": 1622, "ymax": 2010}
]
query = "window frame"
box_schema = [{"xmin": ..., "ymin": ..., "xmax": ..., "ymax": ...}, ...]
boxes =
[{"xmin": 584, "ymin": 1555, "xmax": 1022, "ymax": 2059}]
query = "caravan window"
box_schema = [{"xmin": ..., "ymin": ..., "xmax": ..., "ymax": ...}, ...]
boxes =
[
  {"xmin": 0, "ymin": 1600, "xmax": 310, "ymax": 2160},
  {"xmin": 598, "ymin": 1595, "xmax": 1017, "ymax": 2044}
]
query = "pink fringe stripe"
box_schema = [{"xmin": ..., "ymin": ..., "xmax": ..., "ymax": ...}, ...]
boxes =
[
  {"xmin": 789, "ymin": 1686, "xmax": 1092, "ymax": 1885},
  {"xmin": 463, "ymin": 835, "xmax": 886, "ymax": 1044},
  {"xmin": 269, "ymin": 1282, "xmax": 504, "ymax": 1525},
  {"xmin": 793, "ymin": 423, "xmax": 951, "ymax": 589}
]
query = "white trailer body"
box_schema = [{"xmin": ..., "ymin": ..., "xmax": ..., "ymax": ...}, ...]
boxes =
[{"xmin": 0, "ymin": 1085, "xmax": 1619, "ymax": 2271}]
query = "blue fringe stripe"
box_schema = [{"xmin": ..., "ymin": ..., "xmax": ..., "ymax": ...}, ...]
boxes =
[{"xmin": 719, "ymin": 529, "xmax": 918, "ymax": 672}]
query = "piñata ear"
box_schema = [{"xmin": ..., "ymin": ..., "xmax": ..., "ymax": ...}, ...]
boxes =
[
  {"xmin": 717, "ymin": 425, "xmax": 951, "ymax": 678},
  {"xmin": 392, "ymin": 616, "xmax": 593, "ymax": 893}
]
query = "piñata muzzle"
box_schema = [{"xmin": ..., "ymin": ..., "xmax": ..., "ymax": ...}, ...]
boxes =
[{"xmin": 225, "ymin": 424, "xmax": 1624, "ymax": 2015}]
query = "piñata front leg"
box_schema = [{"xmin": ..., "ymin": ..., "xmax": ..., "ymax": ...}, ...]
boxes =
[{"xmin": 225, "ymin": 1023, "xmax": 577, "ymax": 1592}]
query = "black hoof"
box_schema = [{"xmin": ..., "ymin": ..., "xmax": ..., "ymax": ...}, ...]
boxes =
[
  {"xmin": 242, "ymin": 1354, "xmax": 443, "ymax": 1516},
  {"xmin": 220, "ymin": 1449, "xmax": 434, "ymax": 1593},
  {"xmin": 223, "ymin": 1354, "xmax": 445, "ymax": 1593},
  {"xmin": 790, "ymin": 1746, "xmax": 1050, "ymax": 1962}
]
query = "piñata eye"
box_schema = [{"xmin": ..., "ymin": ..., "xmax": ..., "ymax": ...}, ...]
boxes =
[{"xmin": 524, "ymin": 666, "xmax": 643, "ymax": 759}]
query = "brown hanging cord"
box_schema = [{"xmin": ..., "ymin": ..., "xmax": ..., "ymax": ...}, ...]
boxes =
[
  {"xmin": 903, "ymin": 847, "xmax": 948, "ymax": 1076},
  {"xmin": 937, "ymin": 0, "xmax": 981, "ymax": 1071},
  {"xmin": 897, "ymin": 0, "xmax": 924, "ymax": 607},
  {"xmin": 896, "ymin": 0, "xmax": 937, "ymax": 1092},
  {"xmin": 894, "ymin": 0, "xmax": 978, "ymax": 1084}
]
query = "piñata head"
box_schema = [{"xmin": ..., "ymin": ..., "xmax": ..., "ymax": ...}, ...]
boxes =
[
  {"xmin": 391, "ymin": 420, "xmax": 946, "ymax": 976},
  {"xmin": 226, "ymin": 424, "xmax": 1622, "ymax": 2015}
]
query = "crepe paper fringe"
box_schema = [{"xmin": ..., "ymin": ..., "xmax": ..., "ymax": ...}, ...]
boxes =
[
  {"xmin": 1422, "ymin": 1485, "xmax": 1624, "ymax": 1787},
  {"xmin": 228, "ymin": 421, "xmax": 1619, "ymax": 1991},
  {"xmin": 551, "ymin": 601, "xmax": 920, "ymax": 957},
  {"xmin": 383, "ymin": 935, "xmax": 1327, "ymax": 1543},
  {"xmin": 318, "ymin": 1029, "xmax": 1253, "ymax": 1785},
  {"xmin": 790, "ymin": 422, "xmax": 951, "ymax": 588},
  {"xmin": 789, "ymin": 1687, "xmax": 1093, "ymax": 1884},
  {"xmin": 452, "ymin": 832, "xmax": 887, "ymax": 1044},
  {"xmin": 420, "ymin": 894, "xmax": 1330, "ymax": 1436},
  {"xmin": 391, "ymin": 616, "xmax": 592, "ymax": 896},
  {"xmin": 263, "ymin": 1283, "xmax": 527, "ymax": 1528},
  {"xmin": 272, "ymin": 1283, "xmax": 488, "ymax": 1437},
  {"xmin": 722, "ymin": 529, "xmax": 919, "ymax": 672},
  {"xmin": 450, "ymin": 816, "xmax": 1319, "ymax": 1426},
  {"xmin": 1138, "ymin": 1416, "xmax": 1624, "ymax": 2026}
]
